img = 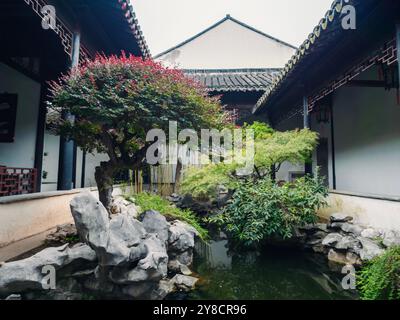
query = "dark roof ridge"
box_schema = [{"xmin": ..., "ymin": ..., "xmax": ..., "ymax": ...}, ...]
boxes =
[
  {"xmin": 183, "ymin": 68, "xmax": 281, "ymax": 74},
  {"xmin": 119, "ymin": 0, "xmax": 151, "ymax": 58}
]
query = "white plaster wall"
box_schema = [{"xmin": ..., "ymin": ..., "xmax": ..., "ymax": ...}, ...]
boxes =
[
  {"xmin": 0, "ymin": 192, "xmax": 77, "ymax": 249},
  {"xmin": 319, "ymin": 193, "xmax": 400, "ymax": 232},
  {"xmin": 157, "ymin": 19, "xmax": 295, "ymax": 69},
  {"xmin": 40, "ymin": 135, "xmax": 109, "ymax": 190},
  {"xmin": 75, "ymin": 148, "xmax": 83, "ymax": 188},
  {"xmin": 0, "ymin": 63, "xmax": 40, "ymax": 168},
  {"xmin": 0, "ymin": 186, "xmax": 126, "ymax": 259},
  {"xmin": 84, "ymin": 151, "xmax": 109, "ymax": 187},
  {"xmin": 333, "ymin": 86, "xmax": 400, "ymax": 197},
  {"xmin": 41, "ymin": 131, "xmax": 60, "ymax": 192}
]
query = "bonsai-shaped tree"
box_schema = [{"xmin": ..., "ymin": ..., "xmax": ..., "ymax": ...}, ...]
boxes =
[{"xmin": 48, "ymin": 53, "xmax": 227, "ymax": 210}]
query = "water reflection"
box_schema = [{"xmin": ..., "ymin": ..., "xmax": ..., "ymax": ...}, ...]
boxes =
[{"xmin": 191, "ymin": 239, "xmax": 359, "ymax": 300}]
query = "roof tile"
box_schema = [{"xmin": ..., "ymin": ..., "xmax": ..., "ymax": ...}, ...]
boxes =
[{"xmin": 184, "ymin": 68, "xmax": 280, "ymax": 92}]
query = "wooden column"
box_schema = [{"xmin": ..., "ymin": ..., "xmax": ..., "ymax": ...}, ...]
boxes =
[
  {"xmin": 81, "ymin": 151, "xmax": 86, "ymax": 188},
  {"xmin": 303, "ymin": 96, "xmax": 310, "ymax": 129},
  {"xmin": 330, "ymin": 99, "xmax": 337, "ymax": 189},
  {"xmin": 58, "ymin": 32, "xmax": 80, "ymax": 190},
  {"xmin": 34, "ymin": 81, "xmax": 47, "ymax": 192},
  {"xmin": 303, "ymin": 96, "xmax": 313, "ymax": 175}
]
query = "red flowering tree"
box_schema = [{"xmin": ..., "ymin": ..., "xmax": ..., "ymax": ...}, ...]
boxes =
[{"xmin": 48, "ymin": 53, "xmax": 227, "ymax": 210}]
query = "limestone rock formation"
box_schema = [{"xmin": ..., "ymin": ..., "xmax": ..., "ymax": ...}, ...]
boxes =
[
  {"xmin": 0, "ymin": 244, "xmax": 96, "ymax": 295},
  {"xmin": 110, "ymin": 196, "xmax": 140, "ymax": 219},
  {"xmin": 358, "ymin": 237, "xmax": 384, "ymax": 261},
  {"xmin": 0, "ymin": 193, "xmax": 199, "ymax": 300}
]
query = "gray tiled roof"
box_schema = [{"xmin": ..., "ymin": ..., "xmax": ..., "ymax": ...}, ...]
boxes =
[{"xmin": 184, "ymin": 69, "xmax": 280, "ymax": 92}]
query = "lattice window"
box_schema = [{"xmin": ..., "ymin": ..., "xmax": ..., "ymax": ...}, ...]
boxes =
[
  {"xmin": 0, "ymin": 166, "xmax": 37, "ymax": 197},
  {"xmin": 23, "ymin": 0, "xmax": 91, "ymax": 61},
  {"xmin": 308, "ymin": 38, "xmax": 398, "ymax": 111}
]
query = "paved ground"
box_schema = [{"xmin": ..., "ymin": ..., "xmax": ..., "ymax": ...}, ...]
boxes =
[{"xmin": 0, "ymin": 228, "xmax": 55, "ymax": 262}]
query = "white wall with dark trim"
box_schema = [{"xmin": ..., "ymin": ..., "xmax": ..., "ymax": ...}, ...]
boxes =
[
  {"xmin": 0, "ymin": 63, "xmax": 40, "ymax": 168},
  {"xmin": 157, "ymin": 19, "xmax": 295, "ymax": 69},
  {"xmin": 332, "ymin": 85, "xmax": 400, "ymax": 197}
]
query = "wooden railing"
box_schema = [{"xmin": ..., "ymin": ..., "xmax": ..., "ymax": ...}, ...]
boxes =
[{"xmin": 0, "ymin": 166, "xmax": 37, "ymax": 197}]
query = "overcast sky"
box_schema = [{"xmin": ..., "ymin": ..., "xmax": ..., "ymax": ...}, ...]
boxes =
[{"xmin": 133, "ymin": 0, "xmax": 334, "ymax": 56}]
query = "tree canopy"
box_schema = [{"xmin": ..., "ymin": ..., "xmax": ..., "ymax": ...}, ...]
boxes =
[
  {"xmin": 180, "ymin": 122, "xmax": 318, "ymax": 199},
  {"xmin": 48, "ymin": 53, "xmax": 228, "ymax": 208}
]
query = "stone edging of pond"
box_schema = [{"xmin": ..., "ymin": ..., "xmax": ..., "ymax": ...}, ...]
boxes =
[{"xmin": 296, "ymin": 213, "xmax": 400, "ymax": 266}]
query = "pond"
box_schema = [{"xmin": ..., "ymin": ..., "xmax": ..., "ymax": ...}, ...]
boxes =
[
  {"xmin": 6, "ymin": 236, "xmax": 359, "ymax": 300},
  {"xmin": 183, "ymin": 238, "xmax": 359, "ymax": 300}
]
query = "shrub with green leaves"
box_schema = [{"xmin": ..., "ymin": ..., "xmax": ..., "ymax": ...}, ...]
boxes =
[
  {"xmin": 358, "ymin": 246, "xmax": 400, "ymax": 300},
  {"xmin": 209, "ymin": 174, "xmax": 328, "ymax": 246},
  {"xmin": 242, "ymin": 121, "xmax": 274, "ymax": 139},
  {"xmin": 181, "ymin": 162, "xmax": 239, "ymax": 201},
  {"xmin": 129, "ymin": 192, "xmax": 208, "ymax": 240},
  {"xmin": 180, "ymin": 122, "xmax": 318, "ymax": 200}
]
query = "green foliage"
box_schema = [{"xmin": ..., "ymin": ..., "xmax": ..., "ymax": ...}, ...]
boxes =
[
  {"xmin": 180, "ymin": 162, "xmax": 239, "ymax": 201},
  {"xmin": 130, "ymin": 192, "xmax": 208, "ymax": 240},
  {"xmin": 48, "ymin": 53, "xmax": 228, "ymax": 167},
  {"xmin": 65, "ymin": 235, "xmax": 80, "ymax": 244},
  {"xmin": 209, "ymin": 174, "xmax": 328, "ymax": 246},
  {"xmin": 181, "ymin": 121, "xmax": 318, "ymax": 199},
  {"xmin": 358, "ymin": 246, "xmax": 400, "ymax": 300},
  {"xmin": 253, "ymin": 129, "xmax": 318, "ymax": 176},
  {"xmin": 242, "ymin": 121, "xmax": 274, "ymax": 139},
  {"xmin": 48, "ymin": 53, "xmax": 230, "ymax": 208}
]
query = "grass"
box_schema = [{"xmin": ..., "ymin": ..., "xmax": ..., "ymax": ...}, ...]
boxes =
[
  {"xmin": 357, "ymin": 246, "xmax": 400, "ymax": 300},
  {"xmin": 127, "ymin": 192, "xmax": 208, "ymax": 241}
]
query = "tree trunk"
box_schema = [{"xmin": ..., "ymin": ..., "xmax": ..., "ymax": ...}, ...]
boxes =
[
  {"xmin": 95, "ymin": 162, "xmax": 115, "ymax": 211},
  {"xmin": 174, "ymin": 160, "xmax": 183, "ymax": 193},
  {"xmin": 270, "ymin": 164, "xmax": 276, "ymax": 182}
]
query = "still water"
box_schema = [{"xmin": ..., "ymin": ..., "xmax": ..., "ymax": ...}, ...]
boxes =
[{"xmin": 185, "ymin": 239, "xmax": 358, "ymax": 300}]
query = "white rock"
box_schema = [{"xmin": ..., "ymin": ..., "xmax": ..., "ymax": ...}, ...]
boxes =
[
  {"xmin": 335, "ymin": 236, "xmax": 361, "ymax": 251},
  {"xmin": 71, "ymin": 193, "xmax": 147, "ymax": 267},
  {"xmin": 328, "ymin": 249, "xmax": 361, "ymax": 266},
  {"xmin": 170, "ymin": 274, "xmax": 199, "ymax": 291},
  {"xmin": 322, "ymin": 233, "xmax": 343, "ymax": 247},
  {"xmin": 126, "ymin": 204, "xmax": 140, "ymax": 219},
  {"xmin": 179, "ymin": 264, "xmax": 193, "ymax": 276},
  {"xmin": 0, "ymin": 244, "xmax": 96, "ymax": 295},
  {"xmin": 340, "ymin": 223, "xmax": 364, "ymax": 236},
  {"xmin": 169, "ymin": 220, "xmax": 198, "ymax": 253},
  {"xmin": 142, "ymin": 210, "xmax": 170, "ymax": 243},
  {"xmin": 109, "ymin": 235, "xmax": 168, "ymax": 284},
  {"xmin": 330, "ymin": 213, "xmax": 354, "ymax": 223},
  {"xmin": 358, "ymin": 237, "xmax": 384, "ymax": 261},
  {"xmin": 382, "ymin": 230, "xmax": 400, "ymax": 248},
  {"xmin": 361, "ymin": 228, "xmax": 381, "ymax": 239}
]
